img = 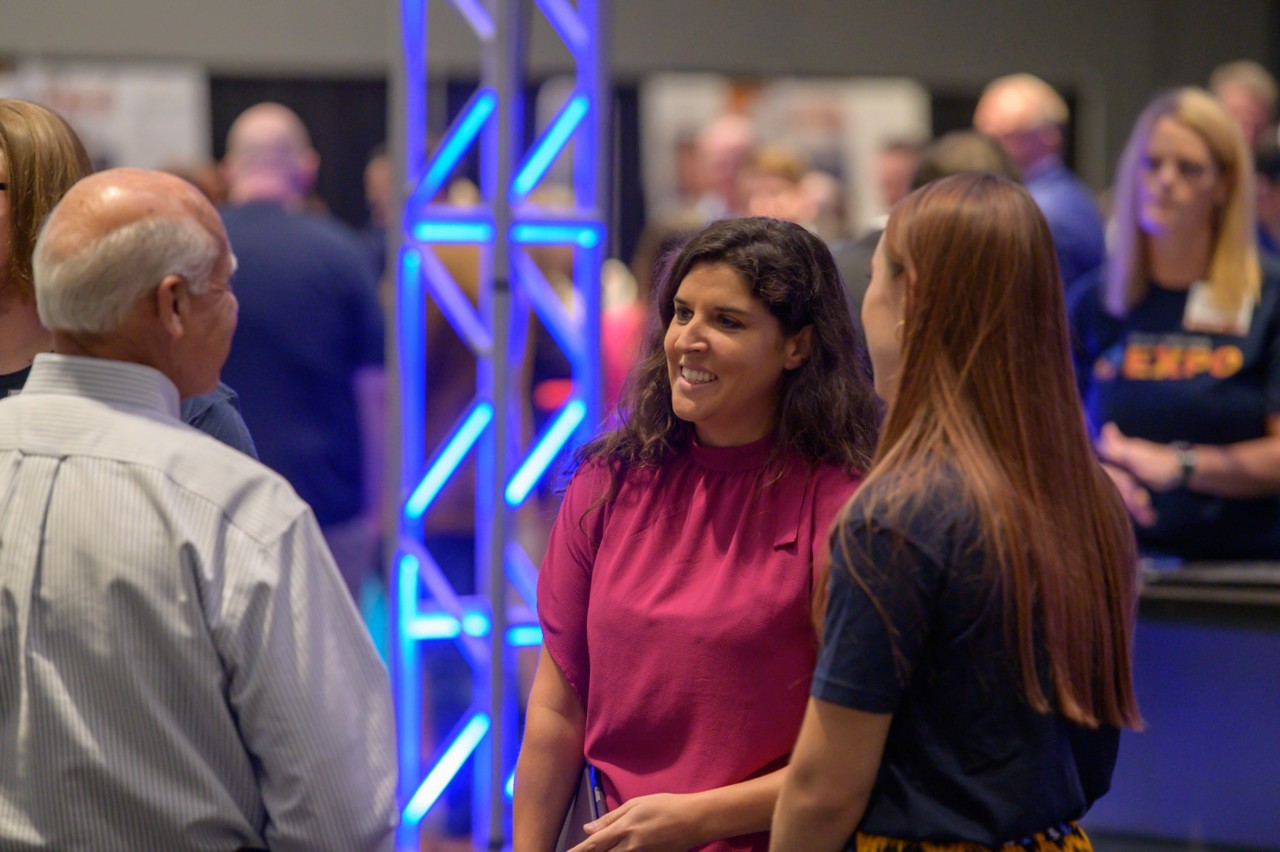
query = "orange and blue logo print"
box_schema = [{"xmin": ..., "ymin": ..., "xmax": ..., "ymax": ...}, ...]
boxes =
[{"xmin": 1094, "ymin": 336, "xmax": 1245, "ymax": 382}]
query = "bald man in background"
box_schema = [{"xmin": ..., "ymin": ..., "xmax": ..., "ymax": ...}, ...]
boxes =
[
  {"xmin": 218, "ymin": 102, "xmax": 386, "ymax": 601},
  {"xmin": 1210, "ymin": 59, "xmax": 1278, "ymax": 149},
  {"xmin": 974, "ymin": 73, "xmax": 1105, "ymax": 288},
  {"xmin": 0, "ymin": 168, "xmax": 395, "ymax": 850}
]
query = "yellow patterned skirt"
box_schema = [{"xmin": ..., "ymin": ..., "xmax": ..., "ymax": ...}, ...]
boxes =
[{"xmin": 856, "ymin": 821, "xmax": 1092, "ymax": 852}]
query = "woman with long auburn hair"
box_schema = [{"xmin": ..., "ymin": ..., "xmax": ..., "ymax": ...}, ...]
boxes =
[
  {"xmin": 771, "ymin": 173, "xmax": 1141, "ymax": 851},
  {"xmin": 513, "ymin": 217, "xmax": 880, "ymax": 851},
  {"xmin": 1071, "ymin": 87, "xmax": 1280, "ymax": 559}
]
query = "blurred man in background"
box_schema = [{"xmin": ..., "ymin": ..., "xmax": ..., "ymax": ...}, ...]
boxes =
[
  {"xmin": 1210, "ymin": 59, "xmax": 1277, "ymax": 149},
  {"xmin": 974, "ymin": 73, "xmax": 1105, "ymax": 288},
  {"xmin": 218, "ymin": 102, "xmax": 386, "ymax": 601}
]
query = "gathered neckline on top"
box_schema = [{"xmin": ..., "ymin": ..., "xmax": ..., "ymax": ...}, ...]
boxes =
[{"xmin": 686, "ymin": 433, "xmax": 775, "ymax": 473}]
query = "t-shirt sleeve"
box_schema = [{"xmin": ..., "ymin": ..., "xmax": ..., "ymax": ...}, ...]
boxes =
[
  {"xmin": 809, "ymin": 468, "xmax": 863, "ymax": 585},
  {"xmin": 536, "ymin": 464, "xmax": 608, "ymax": 707},
  {"xmin": 812, "ymin": 513, "xmax": 944, "ymax": 713}
]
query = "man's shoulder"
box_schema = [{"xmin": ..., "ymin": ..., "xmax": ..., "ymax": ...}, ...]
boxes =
[
  {"xmin": 1028, "ymin": 164, "xmax": 1099, "ymax": 213},
  {"xmin": 1066, "ymin": 266, "xmax": 1105, "ymax": 313},
  {"xmin": 848, "ymin": 465, "xmax": 977, "ymax": 541},
  {"xmin": 2, "ymin": 394, "xmax": 308, "ymax": 543},
  {"xmin": 223, "ymin": 204, "xmax": 375, "ymax": 287},
  {"xmin": 282, "ymin": 208, "xmax": 369, "ymax": 257},
  {"xmin": 163, "ymin": 431, "xmax": 308, "ymax": 542},
  {"xmin": 223, "ymin": 203, "xmax": 365, "ymax": 250}
]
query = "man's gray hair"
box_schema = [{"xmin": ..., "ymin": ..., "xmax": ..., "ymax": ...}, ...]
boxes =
[{"xmin": 34, "ymin": 216, "xmax": 221, "ymax": 334}]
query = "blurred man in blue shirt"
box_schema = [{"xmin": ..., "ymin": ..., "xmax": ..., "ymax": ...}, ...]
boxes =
[{"xmin": 975, "ymin": 73, "xmax": 1106, "ymax": 289}]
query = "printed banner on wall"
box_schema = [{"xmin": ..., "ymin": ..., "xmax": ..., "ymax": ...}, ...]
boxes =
[
  {"xmin": 639, "ymin": 73, "xmax": 930, "ymax": 238},
  {"xmin": 0, "ymin": 59, "xmax": 210, "ymax": 171}
]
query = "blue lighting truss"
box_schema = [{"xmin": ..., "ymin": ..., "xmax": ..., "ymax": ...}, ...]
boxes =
[{"xmin": 392, "ymin": 1, "xmax": 607, "ymax": 848}]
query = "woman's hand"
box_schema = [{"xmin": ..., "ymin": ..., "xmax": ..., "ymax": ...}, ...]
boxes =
[
  {"xmin": 1097, "ymin": 422, "xmax": 1183, "ymax": 494},
  {"xmin": 1099, "ymin": 459, "xmax": 1158, "ymax": 527},
  {"xmin": 568, "ymin": 793, "xmax": 700, "ymax": 852}
]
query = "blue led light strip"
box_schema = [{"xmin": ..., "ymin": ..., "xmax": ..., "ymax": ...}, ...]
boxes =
[
  {"xmin": 402, "ymin": 713, "xmax": 492, "ymax": 824},
  {"xmin": 505, "ymin": 625, "xmax": 544, "ymax": 647},
  {"xmin": 417, "ymin": 88, "xmax": 496, "ymax": 204},
  {"xmin": 512, "ymin": 249, "xmax": 585, "ymax": 366},
  {"xmin": 404, "ymin": 546, "xmax": 491, "ymax": 670},
  {"xmin": 397, "ymin": 249, "xmax": 427, "ymax": 476},
  {"xmin": 404, "ymin": 402, "xmax": 494, "ymax": 520},
  {"xmin": 505, "ymin": 399, "xmax": 587, "ymax": 507},
  {"xmin": 504, "ymin": 769, "xmax": 516, "ymax": 801},
  {"xmin": 402, "ymin": 0, "xmax": 426, "ymax": 180},
  {"xmin": 504, "ymin": 541, "xmax": 539, "ymax": 611},
  {"xmin": 510, "ymin": 93, "xmax": 590, "ymax": 201},
  {"xmin": 406, "ymin": 613, "xmax": 463, "ymax": 640},
  {"xmin": 394, "ymin": 553, "xmax": 424, "ymax": 815},
  {"xmin": 461, "ymin": 611, "xmax": 490, "ymax": 637},
  {"xmin": 413, "ymin": 219, "xmax": 495, "ymax": 244},
  {"xmin": 405, "ymin": 610, "xmax": 539, "ymax": 644},
  {"xmin": 418, "ymin": 246, "xmax": 493, "ymax": 354},
  {"xmin": 396, "ymin": 0, "xmax": 605, "ymax": 843},
  {"xmin": 510, "ymin": 221, "xmax": 602, "ymax": 248}
]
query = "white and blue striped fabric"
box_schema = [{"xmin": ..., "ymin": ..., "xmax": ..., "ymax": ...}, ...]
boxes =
[{"xmin": 0, "ymin": 354, "xmax": 396, "ymax": 851}]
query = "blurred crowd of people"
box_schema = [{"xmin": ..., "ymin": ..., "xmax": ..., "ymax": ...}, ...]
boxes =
[{"xmin": 4, "ymin": 49, "xmax": 1280, "ymax": 851}]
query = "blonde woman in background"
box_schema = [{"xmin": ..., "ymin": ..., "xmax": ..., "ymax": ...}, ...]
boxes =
[{"xmin": 1070, "ymin": 87, "xmax": 1280, "ymax": 560}]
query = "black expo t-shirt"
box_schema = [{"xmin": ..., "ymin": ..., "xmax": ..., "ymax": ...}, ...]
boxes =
[
  {"xmin": 1069, "ymin": 261, "xmax": 1280, "ymax": 560},
  {"xmin": 814, "ymin": 476, "xmax": 1119, "ymax": 847}
]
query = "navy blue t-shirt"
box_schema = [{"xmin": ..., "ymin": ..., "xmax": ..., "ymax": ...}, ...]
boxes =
[
  {"xmin": 1069, "ymin": 261, "xmax": 1280, "ymax": 559},
  {"xmin": 219, "ymin": 202, "xmax": 383, "ymax": 527},
  {"xmin": 814, "ymin": 476, "xmax": 1119, "ymax": 846}
]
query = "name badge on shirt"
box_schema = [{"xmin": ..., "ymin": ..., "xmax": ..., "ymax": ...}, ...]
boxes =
[{"xmin": 1183, "ymin": 280, "xmax": 1254, "ymax": 335}]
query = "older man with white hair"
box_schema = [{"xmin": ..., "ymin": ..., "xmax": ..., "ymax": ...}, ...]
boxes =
[{"xmin": 0, "ymin": 167, "xmax": 396, "ymax": 851}]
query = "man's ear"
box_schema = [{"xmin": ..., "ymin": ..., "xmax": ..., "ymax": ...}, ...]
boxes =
[
  {"xmin": 1038, "ymin": 122, "xmax": 1063, "ymax": 153},
  {"xmin": 218, "ymin": 156, "xmax": 235, "ymax": 191},
  {"xmin": 784, "ymin": 324, "xmax": 814, "ymax": 370},
  {"xmin": 299, "ymin": 148, "xmax": 321, "ymax": 193},
  {"xmin": 155, "ymin": 275, "xmax": 187, "ymax": 339}
]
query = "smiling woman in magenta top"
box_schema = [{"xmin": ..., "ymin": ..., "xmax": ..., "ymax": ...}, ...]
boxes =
[{"xmin": 512, "ymin": 217, "xmax": 881, "ymax": 851}]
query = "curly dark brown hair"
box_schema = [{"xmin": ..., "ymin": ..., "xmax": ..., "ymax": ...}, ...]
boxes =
[{"xmin": 576, "ymin": 216, "xmax": 880, "ymax": 492}]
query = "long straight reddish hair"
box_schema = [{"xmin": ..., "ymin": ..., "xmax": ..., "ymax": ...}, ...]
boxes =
[{"xmin": 852, "ymin": 172, "xmax": 1141, "ymax": 729}]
